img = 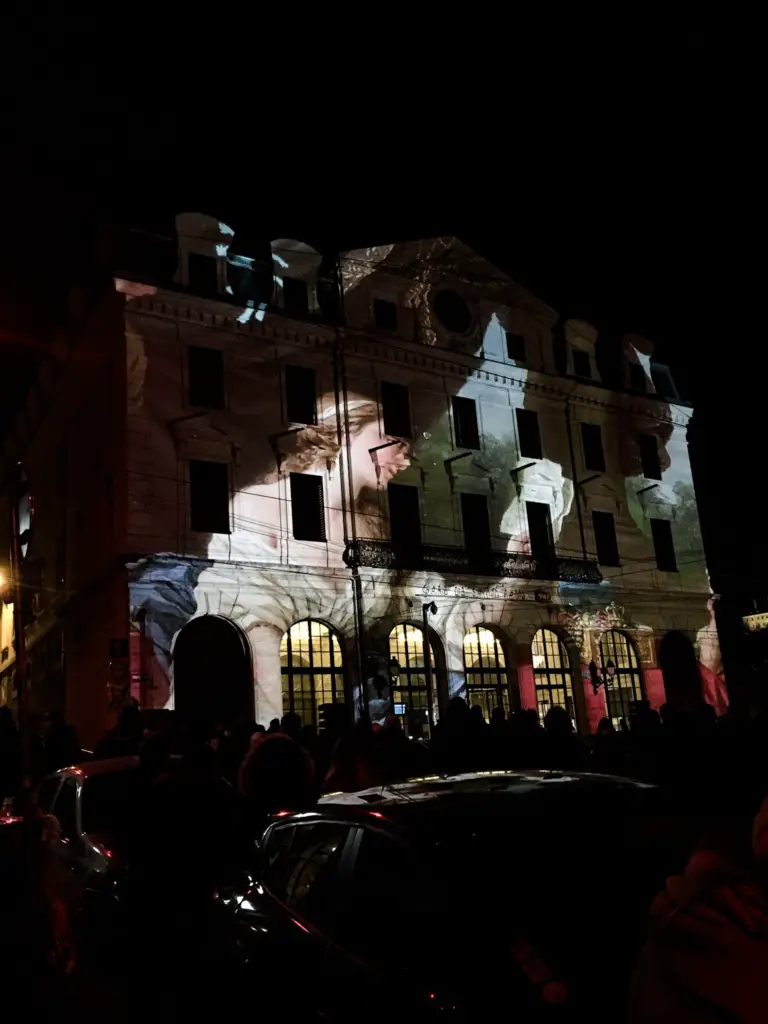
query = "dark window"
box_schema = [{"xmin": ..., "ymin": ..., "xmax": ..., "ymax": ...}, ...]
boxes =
[
  {"xmin": 452, "ymin": 396, "xmax": 480, "ymax": 450},
  {"xmin": 38, "ymin": 776, "xmax": 61, "ymax": 814},
  {"xmin": 262, "ymin": 825, "xmax": 298, "ymax": 900},
  {"xmin": 290, "ymin": 473, "xmax": 326, "ymax": 542},
  {"xmin": 433, "ymin": 289, "xmax": 472, "ymax": 335},
  {"xmin": 55, "ymin": 778, "xmax": 78, "ymax": 841},
  {"xmin": 285, "ymin": 365, "xmax": 317, "ymax": 425},
  {"xmin": 572, "ymin": 350, "xmax": 591, "ymax": 378},
  {"xmin": 506, "ymin": 332, "xmax": 527, "ymax": 362},
  {"xmin": 373, "ymin": 298, "xmax": 398, "ymax": 331},
  {"xmin": 638, "ymin": 434, "xmax": 662, "ymax": 480},
  {"xmin": 381, "ymin": 381, "xmax": 412, "ymax": 438},
  {"xmin": 516, "ymin": 408, "xmax": 543, "ymax": 459},
  {"xmin": 460, "ymin": 493, "xmax": 491, "ymax": 554},
  {"xmin": 188, "ymin": 346, "xmax": 225, "ymax": 409},
  {"xmin": 388, "ymin": 483, "xmax": 421, "ymax": 551},
  {"xmin": 651, "ymin": 518, "xmax": 677, "ymax": 572},
  {"xmin": 283, "ymin": 276, "xmax": 310, "ymax": 315},
  {"xmin": 629, "ymin": 362, "xmax": 647, "ymax": 393},
  {"xmin": 581, "ymin": 423, "xmax": 605, "ymax": 473},
  {"xmin": 526, "ymin": 501, "xmax": 554, "ymax": 562},
  {"xmin": 189, "ymin": 460, "xmax": 230, "ymax": 534},
  {"xmin": 592, "ymin": 510, "xmax": 620, "ymax": 567},
  {"xmin": 282, "ymin": 823, "xmax": 352, "ymax": 929},
  {"xmin": 650, "ymin": 364, "xmax": 677, "ymax": 399},
  {"xmin": 187, "ymin": 252, "xmax": 218, "ymax": 295}
]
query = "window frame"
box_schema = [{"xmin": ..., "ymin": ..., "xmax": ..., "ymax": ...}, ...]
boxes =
[
  {"xmin": 505, "ymin": 331, "xmax": 527, "ymax": 363},
  {"xmin": 516, "ymin": 408, "xmax": 543, "ymax": 460},
  {"xmin": 462, "ymin": 626, "xmax": 510, "ymax": 721},
  {"xmin": 571, "ymin": 349, "xmax": 592, "ymax": 379},
  {"xmin": 638, "ymin": 433, "xmax": 662, "ymax": 481},
  {"xmin": 580, "ymin": 422, "xmax": 606, "ymax": 473},
  {"xmin": 285, "ymin": 364, "xmax": 318, "ymax": 426},
  {"xmin": 451, "ymin": 395, "xmax": 481, "ymax": 451},
  {"xmin": 280, "ymin": 619, "xmax": 346, "ymax": 729},
  {"xmin": 650, "ymin": 517, "xmax": 678, "ymax": 572},
  {"xmin": 531, "ymin": 628, "xmax": 575, "ymax": 724},
  {"xmin": 592, "ymin": 509, "xmax": 621, "ymax": 567},
  {"xmin": 599, "ymin": 630, "xmax": 645, "ymax": 728},
  {"xmin": 187, "ymin": 345, "xmax": 226, "ymax": 410},
  {"xmin": 289, "ymin": 472, "xmax": 326, "ymax": 542},
  {"xmin": 189, "ymin": 458, "xmax": 231, "ymax": 534},
  {"xmin": 388, "ymin": 623, "xmax": 436, "ymax": 734},
  {"xmin": 380, "ymin": 380, "xmax": 412, "ymax": 439},
  {"xmin": 372, "ymin": 297, "xmax": 398, "ymax": 332}
]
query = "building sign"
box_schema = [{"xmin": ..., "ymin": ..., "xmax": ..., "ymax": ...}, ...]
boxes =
[{"xmin": 421, "ymin": 583, "xmax": 553, "ymax": 602}]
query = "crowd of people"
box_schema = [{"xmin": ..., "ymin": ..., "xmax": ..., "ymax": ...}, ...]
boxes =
[{"xmin": 5, "ymin": 687, "xmax": 768, "ymax": 1018}]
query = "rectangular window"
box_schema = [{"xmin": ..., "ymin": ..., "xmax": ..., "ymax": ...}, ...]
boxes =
[
  {"xmin": 526, "ymin": 501, "xmax": 554, "ymax": 562},
  {"xmin": 452, "ymin": 396, "xmax": 480, "ymax": 450},
  {"xmin": 290, "ymin": 473, "xmax": 326, "ymax": 542},
  {"xmin": 572, "ymin": 350, "xmax": 591, "ymax": 378},
  {"xmin": 650, "ymin": 363, "xmax": 677, "ymax": 399},
  {"xmin": 460, "ymin": 493, "xmax": 491, "ymax": 553},
  {"xmin": 189, "ymin": 459, "xmax": 230, "ymax": 533},
  {"xmin": 581, "ymin": 422, "xmax": 605, "ymax": 473},
  {"xmin": 651, "ymin": 518, "xmax": 677, "ymax": 572},
  {"xmin": 285, "ymin": 365, "xmax": 317, "ymax": 425},
  {"xmin": 506, "ymin": 332, "xmax": 527, "ymax": 362},
  {"xmin": 283, "ymin": 276, "xmax": 310, "ymax": 315},
  {"xmin": 629, "ymin": 362, "xmax": 647, "ymax": 393},
  {"xmin": 373, "ymin": 298, "xmax": 398, "ymax": 331},
  {"xmin": 592, "ymin": 510, "xmax": 620, "ymax": 566},
  {"xmin": 187, "ymin": 252, "xmax": 218, "ymax": 295},
  {"xmin": 516, "ymin": 408, "xmax": 543, "ymax": 459},
  {"xmin": 381, "ymin": 381, "xmax": 412, "ymax": 439},
  {"xmin": 388, "ymin": 483, "xmax": 421, "ymax": 551},
  {"xmin": 639, "ymin": 433, "xmax": 662, "ymax": 480},
  {"xmin": 187, "ymin": 346, "xmax": 225, "ymax": 409}
]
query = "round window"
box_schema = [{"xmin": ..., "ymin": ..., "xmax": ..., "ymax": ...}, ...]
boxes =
[{"xmin": 433, "ymin": 289, "xmax": 473, "ymax": 335}]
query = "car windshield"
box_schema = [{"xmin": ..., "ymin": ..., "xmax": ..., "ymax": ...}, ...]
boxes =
[{"xmin": 81, "ymin": 770, "xmax": 145, "ymax": 844}]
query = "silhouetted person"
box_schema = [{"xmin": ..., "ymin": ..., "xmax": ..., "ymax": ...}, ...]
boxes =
[
  {"xmin": 509, "ymin": 708, "xmax": 546, "ymax": 768},
  {"xmin": 0, "ymin": 706, "xmax": 20, "ymax": 804},
  {"xmin": 239, "ymin": 733, "xmax": 316, "ymax": 837},
  {"xmin": 542, "ymin": 706, "xmax": 586, "ymax": 771},
  {"xmin": 93, "ymin": 701, "xmax": 144, "ymax": 759},
  {"xmin": 280, "ymin": 711, "xmax": 302, "ymax": 740},
  {"xmin": 44, "ymin": 711, "xmax": 81, "ymax": 774},
  {"xmin": 267, "ymin": 717, "xmax": 280, "ymax": 733},
  {"xmin": 591, "ymin": 717, "xmax": 626, "ymax": 776}
]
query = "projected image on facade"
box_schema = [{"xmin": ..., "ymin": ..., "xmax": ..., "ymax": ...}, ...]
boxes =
[{"xmin": 125, "ymin": 231, "xmax": 725, "ymax": 731}]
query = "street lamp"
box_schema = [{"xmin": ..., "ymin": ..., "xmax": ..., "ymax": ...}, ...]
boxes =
[
  {"xmin": 589, "ymin": 659, "xmax": 616, "ymax": 695},
  {"xmin": 422, "ymin": 602, "xmax": 437, "ymax": 730}
]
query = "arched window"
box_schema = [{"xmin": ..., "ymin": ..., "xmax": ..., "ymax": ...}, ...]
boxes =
[
  {"xmin": 599, "ymin": 630, "xmax": 644, "ymax": 727},
  {"xmin": 280, "ymin": 620, "xmax": 345, "ymax": 728},
  {"xmin": 388, "ymin": 623, "xmax": 435, "ymax": 737},
  {"xmin": 532, "ymin": 628, "xmax": 575, "ymax": 722},
  {"xmin": 463, "ymin": 626, "xmax": 510, "ymax": 721}
]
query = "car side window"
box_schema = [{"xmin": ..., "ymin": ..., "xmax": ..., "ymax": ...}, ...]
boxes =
[
  {"xmin": 55, "ymin": 778, "xmax": 79, "ymax": 841},
  {"xmin": 37, "ymin": 777, "xmax": 62, "ymax": 815},
  {"xmin": 262, "ymin": 825, "xmax": 297, "ymax": 901},
  {"xmin": 267, "ymin": 823, "xmax": 351, "ymax": 931}
]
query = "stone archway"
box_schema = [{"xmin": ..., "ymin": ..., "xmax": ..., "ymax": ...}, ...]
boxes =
[{"xmin": 173, "ymin": 614, "xmax": 254, "ymax": 726}]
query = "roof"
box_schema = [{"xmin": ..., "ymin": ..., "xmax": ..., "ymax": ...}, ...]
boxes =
[
  {"xmin": 313, "ymin": 770, "xmax": 656, "ymax": 826},
  {"xmin": 54, "ymin": 756, "xmax": 140, "ymax": 779}
]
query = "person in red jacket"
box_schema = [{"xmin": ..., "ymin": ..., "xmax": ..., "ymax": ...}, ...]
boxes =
[{"xmin": 630, "ymin": 799, "xmax": 768, "ymax": 1023}]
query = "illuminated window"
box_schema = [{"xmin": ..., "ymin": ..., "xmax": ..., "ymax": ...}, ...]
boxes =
[
  {"xmin": 532, "ymin": 628, "xmax": 574, "ymax": 722},
  {"xmin": 463, "ymin": 626, "xmax": 509, "ymax": 721},
  {"xmin": 599, "ymin": 630, "xmax": 644, "ymax": 728},
  {"xmin": 388, "ymin": 624, "xmax": 435, "ymax": 735},
  {"xmin": 280, "ymin": 620, "xmax": 345, "ymax": 729}
]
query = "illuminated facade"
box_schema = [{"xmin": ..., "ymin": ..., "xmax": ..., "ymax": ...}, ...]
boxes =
[{"xmin": 0, "ymin": 226, "xmax": 726, "ymax": 743}]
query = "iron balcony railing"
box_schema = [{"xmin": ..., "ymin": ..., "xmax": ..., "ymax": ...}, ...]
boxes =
[{"xmin": 343, "ymin": 539, "xmax": 602, "ymax": 584}]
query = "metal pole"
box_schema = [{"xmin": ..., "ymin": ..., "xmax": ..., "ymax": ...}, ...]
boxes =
[
  {"xmin": 564, "ymin": 399, "xmax": 588, "ymax": 562},
  {"xmin": 9, "ymin": 473, "xmax": 30, "ymax": 807},
  {"xmin": 422, "ymin": 603, "xmax": 436, "ymax": 732}
]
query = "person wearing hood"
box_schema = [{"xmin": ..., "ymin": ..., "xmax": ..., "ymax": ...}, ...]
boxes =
[{"xmin": 630, "ymin": 798, "xmax": 768, "ymax": 1023}]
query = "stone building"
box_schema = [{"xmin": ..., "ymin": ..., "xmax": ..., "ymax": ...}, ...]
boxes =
[{"xmin": 0, "ymin": 223, "xmax": 726, "ymax": 745}]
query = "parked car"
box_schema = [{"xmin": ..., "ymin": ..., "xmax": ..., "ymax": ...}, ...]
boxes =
[{"xmin": 217, "ymin": 770, "xmax": 694, "ymax": 1022}]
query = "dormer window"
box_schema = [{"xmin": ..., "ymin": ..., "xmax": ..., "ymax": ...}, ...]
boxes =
[
  {"xmin": 572, "ymin": 349, "xmax": 591, "ymax": 379},
  {"xmin": 506, "ymin": 332, "xmax": 527, "ymax": 362},
  {"xmin": 283, "ymin": 276, "xmax": 310, "ymax": 315},
  {"xmin": 373, "ymin": 298, "xmax": 398, "ymax": 331}
]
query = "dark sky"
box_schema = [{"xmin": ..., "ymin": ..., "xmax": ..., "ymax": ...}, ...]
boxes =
[{"xmin": 0, "ymin": 22, "xmax": 761, "ymax": 615}]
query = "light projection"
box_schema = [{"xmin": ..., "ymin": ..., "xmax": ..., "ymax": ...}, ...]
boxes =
[{"xmin": 124, "ymin": 233, "xmax": 724, "ymax": 725}]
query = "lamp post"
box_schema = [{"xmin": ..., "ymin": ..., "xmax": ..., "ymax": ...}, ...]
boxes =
[
  {"xmin": 422, "ymin": 602, "xmax": 437, "ymax": 732},
  {"xmin": 589, "ymin": 659, "xmax": 616, "ymax": 717}
]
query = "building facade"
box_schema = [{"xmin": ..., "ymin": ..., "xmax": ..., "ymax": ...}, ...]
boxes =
[{"xmin": 0, "ymin": 224, "xmax": 726, "ymax": 745}]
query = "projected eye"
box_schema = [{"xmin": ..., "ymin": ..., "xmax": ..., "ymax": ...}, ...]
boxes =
[{"xmin": 433, "ymin": 289, "xmax": 472, "ymax": 335}]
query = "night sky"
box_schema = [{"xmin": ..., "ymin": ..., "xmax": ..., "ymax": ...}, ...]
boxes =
[{"xmin": 1, "ymin": 22, "xmax": 761, "ymax": 625}]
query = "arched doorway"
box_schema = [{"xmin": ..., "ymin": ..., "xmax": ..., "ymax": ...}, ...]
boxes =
[
  {"xmin": 462, "ymin": 626, "xmax": 511, "ymax": 721},
  {"xmin": 531, "ymin": 628, "xmax": 575, "ymax": 723},
  {"xmin": 599, "ymin": 630, "xmax": 644, "ymax": 727},
  {"xmin": 388, "ymin": 623, "xmax": 437, "ymax": 738},
  {"xmin": 173, "ymin": 615, "xmax": 253, "ymax": 726},
  {"xmin": 280, "ymin": 620, "xmax": 345, "ymax": 729},
  {"xmin": 659, "ymin": 630, "xmax": 701, "ymax": 711}
]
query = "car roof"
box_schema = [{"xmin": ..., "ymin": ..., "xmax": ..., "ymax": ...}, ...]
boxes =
[
  {"xmin": 308, "ymin": 770, "xmax": 657, "ymax": 827},
  {"xmin": 53, "ymin": 757, "xmax": 141, "ymax": 779}
]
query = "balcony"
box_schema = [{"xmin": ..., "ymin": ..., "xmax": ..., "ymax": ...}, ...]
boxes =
[{"xmin": 343, "ymin": 540, "xmax": 602, "ymax": 584}]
